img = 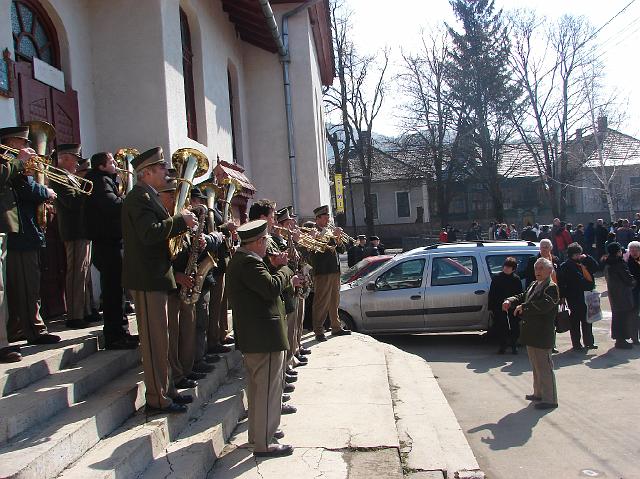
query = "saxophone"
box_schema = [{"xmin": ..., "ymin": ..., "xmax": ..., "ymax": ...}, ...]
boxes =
[{"xmin": 179, "ymin": 205, "xmax": 208, "ymax": 304}]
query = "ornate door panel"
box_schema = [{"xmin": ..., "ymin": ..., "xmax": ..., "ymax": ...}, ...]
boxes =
[
  {"xmin": 51, "ymin": 88, "xmax": 80, "ymax": 143},
  {"xmin": 15, "ymin": 60, "xmax": 52, "ymax": 124}
]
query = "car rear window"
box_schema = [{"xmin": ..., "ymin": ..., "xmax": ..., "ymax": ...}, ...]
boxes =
[
  {"xmin": 485, "ymin": 254, "xmax": 535, "ymax": 278},
  {"xmin": 431, "ymin": 256, "xmax": 478, "ymax": 286}
]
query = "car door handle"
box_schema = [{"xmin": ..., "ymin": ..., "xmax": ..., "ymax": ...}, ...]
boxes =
[
  {"xmin": 474, "ymin": 290, "xmax": 486, "ymax": 295},
  {"xmin": 410, "ymin": 295, "xmax": 422, "ymax": 300}
]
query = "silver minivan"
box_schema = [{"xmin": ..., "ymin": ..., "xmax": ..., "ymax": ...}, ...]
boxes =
[{"xmin": 339, "ymin": 241, "xmax": 539, "ymax": 334}]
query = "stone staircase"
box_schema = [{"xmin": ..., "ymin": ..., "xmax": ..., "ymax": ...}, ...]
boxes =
[{"xmin": 0, "ymin": 318, "xmax": 247, "ymax": 479}]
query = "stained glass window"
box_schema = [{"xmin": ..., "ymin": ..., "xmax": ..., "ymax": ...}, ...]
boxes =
[{"xmin": 12, "ymin": 0, "xmax": 57, "ymax": 67}]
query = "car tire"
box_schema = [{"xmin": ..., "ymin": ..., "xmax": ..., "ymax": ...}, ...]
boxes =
[{"xmin": 338, "ymin": 310, "xmax": 356, "ymax": 332}]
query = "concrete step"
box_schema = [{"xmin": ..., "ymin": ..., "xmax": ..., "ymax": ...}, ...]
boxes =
[
  {"xmin": 57, "ymin": 350, "xmax": 243, "ymax": 479},
  {"xmin": 0, "ymin": 330, "xmax": 102, "ymax": 397},
  {"xmin": 139, "ymin": 375, "xmax": 247, "ymax": 479},
  {"xmin": 0, "ymin": 347, "xmax": 141, "ymax": 445},
  {"xmin": 0, "ymin": 366, "xmax": 145, "ymax": 479}
]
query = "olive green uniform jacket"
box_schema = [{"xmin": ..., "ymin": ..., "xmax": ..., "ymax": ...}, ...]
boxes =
[
  {"xmin": 0, "ymin": 155, "xmax": 24, "ymax": 233},
  {"xmin": 310, "ymin": 233, "xmax": 345, "ymax": 275},
  {"xmin": 121, "ymin": 183, "xmax": 188, "ymax": 291},
  {"xmin": 52, "ymin": 176, "xmax": 86, "ymax": 241},
  {"xmin": 226, "ymin": 248, "xmax": 293, "ymax": 353},
  {"xmin": 507, "ymin": 279, "xmax": 560, "ymax": 349}
]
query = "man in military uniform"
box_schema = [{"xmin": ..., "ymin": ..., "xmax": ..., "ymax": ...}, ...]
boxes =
[
  {"xmin": 310, "ymin": 205, "xmax": 351, "ymax": 341},
  {"xmin": 364, "ymin": 236, "xmax": 382, "ymax": 258},
  {"xmin": 0, "ymin": 127, "xmax": 37, "ymax": 362},
  {"xmin": 51, "ymin": 144, "xmax": 93, "ymax": 329},
  {"xmin": 347, "ymin": 235, "xmax": 367, "ymax": 267},
  {"xmin": 122, "ymin": 147, "xmax": 197, "ymax": 413},
  {"xmin": 226, "ymin": 219, "xmax": 301, "ymax": 457}
]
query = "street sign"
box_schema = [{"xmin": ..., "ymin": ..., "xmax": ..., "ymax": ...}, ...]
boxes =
[{"xmin": 335, "ymin": 173, "xmax": 344, "ymax": 213}]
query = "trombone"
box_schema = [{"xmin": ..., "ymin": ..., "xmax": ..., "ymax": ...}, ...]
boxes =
[{"xmin": 0, "ymin": 143, "xmax": 93, "ymax": 195}]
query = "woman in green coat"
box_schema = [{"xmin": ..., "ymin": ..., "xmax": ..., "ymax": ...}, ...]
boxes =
[{"xmin": 503, "ymin": 257, "xmax": 560, "ymax": 409}]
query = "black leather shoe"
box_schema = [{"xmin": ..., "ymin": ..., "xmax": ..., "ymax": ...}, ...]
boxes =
[
  {"xmin": 253, "ymin": 444, "xmax": 293, "ymax": 457},
  {"xmin": 145, "ymin": 403, "xmax": 188, "ymax": 414},
  {"xmin": 552, "ymin": 348, "xmax": 559, "ymax": 354},
  {"xmin": 534, "ymin": 402, "xmax": 558, "ymax": 410},
  {"xmin": 222, "ymin": 336, "xmax": 235, "ymax": 345},
  {"xmin": 175, "ymin": 378, "xmax": 198, "ymax": 389},
  {"xmin": 187, "ymin": 372, "xmax": 206, "ymax": 380},
  {"xmin": 585, "ymin": 344, "xmax": 598, "ymax": 350},
  {"xmin": 28, "ymin": 333, "xmax": 61, "ymax": 345},
  {"xmin": 284, "ymin": 383, "xmax": 295, "ymax": 393},
  {"xmin": 281, "ymin": 404, "xmax": 297, "ymax": 414},
  {"xmin": 332, "ymin": 329, "xmax": 352, "ymax": 336},
  {"xmin": 105, "ymin": 337, "xmax": 138, "ymax": 350},
  {"xmin": 172, "ymin": 394, "xmax": 193, "ymax": 405},
  {"xmin": 525, "ymin": 395, "xmax": 541, "ymax": 401},
  {"xmin": 295, "ymin": 354, "xmax": 308, "ymax": 364},
  {"xmin": 65, "ymin": 319, "xmax": 91, "ymax": 329},
  {"xmin": 282, "ymin": 394, "xmax": 291, "ymax": 402},
  {"xmin": 273, "ymin": 429, "xmax": 285, "ymax": 440},
  {"xmin": 0, "ymin": 347, "xmax": 21, "ymax": 363},
  {"xmin": 285, "ymin": 375, "xmax": 297, "ymax": 384},
  {"xmin": 315, "ymin": 334, "xmax": 327, "ymax": 342},
  {"xmin": 193, "ymin": 362, "xmax": 215, "ymax": 373},
  {"xmin": 299, "ymin": 347, "xmax": 311, "ymax": 355},
  {"xmin": 286, "ymin": 367, "xmax": 298, "ymax": 376}
]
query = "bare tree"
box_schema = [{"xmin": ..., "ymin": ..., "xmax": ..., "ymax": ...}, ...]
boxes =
[
  {"xmin": 397, "ymin": 29, "xmax": 471, "ymax": 226},
  {"xmin": 324, "ymin": 0, "xmax": 389, "ymax": 236}
]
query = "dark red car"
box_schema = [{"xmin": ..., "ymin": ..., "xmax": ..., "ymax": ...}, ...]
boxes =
[{"xmin": 341, "ymin": 255, "xmax": 393, "ymax": 284}]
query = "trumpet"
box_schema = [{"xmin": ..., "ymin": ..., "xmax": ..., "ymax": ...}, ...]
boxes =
[
  {"xmin": 328, "ymin": 222, "xmax": 356, "ymax": 244},
  {"xmin": 275, "ymin": 225, "xmax": 331, "ymax": 253},
  {"xmin": 0, "ymin": 144, "xmax": 93, "ymax": 195}
]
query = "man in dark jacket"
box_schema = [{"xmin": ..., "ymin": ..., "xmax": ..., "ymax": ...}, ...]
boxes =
[
  {"xmin": 85, "ymin": 152, "xmax": 137, "ymax": 349},
  {"xmin": 52, "ymin": 144, "xmax": 92, "ymax": 329},
  {"xmin": 595, "ymin": 219, "xmax": 609, "ymax": 260},
  {"xmin": 347, "ymin": 235, "xmax": 366, "ymax": 267},
  {"xmin": 6, "ymin": 171, "xmax": 60, "ymax": 345},
  {"xmin": 122, "ymin": 147, "xmax": 197, "ymax": 413},
  {"xmin": 557, "ymin": 243, "xmax": 598, "ymax": 351},
  {"xmin": 364, "ymin": 236, "xmax": 383, "ymax": 257}
]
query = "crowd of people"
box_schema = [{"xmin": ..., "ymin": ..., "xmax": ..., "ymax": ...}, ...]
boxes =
[
  {"xmin": 346, "ymin": 234, "xmax": 385, "ymax": 267},
  {"xmin": 0, "ymin": 124, "xmax": 356, "ymax": 458}
]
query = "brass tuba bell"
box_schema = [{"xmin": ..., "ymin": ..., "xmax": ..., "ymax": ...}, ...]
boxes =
[{"xmin": 26, "ymin": 120, "xmax": 55, "ymax": 231}]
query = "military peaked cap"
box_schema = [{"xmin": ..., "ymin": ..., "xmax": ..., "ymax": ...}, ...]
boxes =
[
  {"xmin": 0, "ymin": 126, "xmax": 29, "ymax": 142},
  {"xmin": 238, "ymin": 219, "xmax": 268, "ymax": 244},
  {"xmin": 132, "ymin": 147, "xmax": 165, "ymax": 172},
  {"xmin": 313, "ymin": 205, "xmax": 329, "ymax": 217}
]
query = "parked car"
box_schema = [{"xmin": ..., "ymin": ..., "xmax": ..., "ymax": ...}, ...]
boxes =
[
  {"xmin": 341, "ymin": 255, "xmax": 393, "ymax": 284},
  {"xmin": 339, "ymin": 240, "xmax": 538, "ymax": 334}
]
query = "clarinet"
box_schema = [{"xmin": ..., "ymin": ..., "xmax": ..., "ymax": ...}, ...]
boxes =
[{"xmin": 179, "ymin": 205, "xmax": 207, "ymax": 304}]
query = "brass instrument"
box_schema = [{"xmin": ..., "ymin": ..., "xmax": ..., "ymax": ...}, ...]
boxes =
[
  {"xmin": 0, "ymin": 143, "xmax": 93, "ymax": 195},
  {"xmin": 328, "ymin": 221, "xmax": 356, "ymax": 245},
  {"xmin": 180, "ymin": 205, "xmax": 208, "ymax": 304},
  {"xmin": 26, "ymin": 121, "xmax": 55, "ymax": 230},
  {"xmin": 114, "ymin": 147, "xmax": 138, "ymax": 195},
  {"xmin": 190, "ymin": 180, "xmax": 219, "ymax": 301},
  {"xmin": 169, "ymin": 148, "xmax": 209, "ymax": 259},
  {"xmin": 219, "ymin": 177, "xmax": 242, "ymax": 254}
]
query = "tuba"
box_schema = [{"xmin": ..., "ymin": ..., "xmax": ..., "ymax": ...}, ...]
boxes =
[
  {"xmin": 26, "ymin": 120, "xmax": 55, "ymax": 231},
  {"xmin": 219, "ymin": 177, "xmax": 242, "ymax": 253},
  {"xmin": 114, "ymin": 148, "xmax": 138, "ymax": 196},
  {"xmin": 168, "ymin": 148, "xmax": 209, "ymax": 259}
]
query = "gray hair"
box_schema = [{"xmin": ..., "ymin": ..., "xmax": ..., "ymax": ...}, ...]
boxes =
[
  {"xmin": 629, "ymin": 241, "xmax": 640, "ymax": 250},
  {"xmin": 535, "ymin": 257, "xmax": 553, "ymax": 271},
  {"xmin": 539, "ymin": 238, "xmax": 552, "ymax": 249}
]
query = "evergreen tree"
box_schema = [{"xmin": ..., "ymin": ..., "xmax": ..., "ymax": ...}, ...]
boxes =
[{"xmin": 447, "ymin": 0, "xmax": 521, "ymax": 221}]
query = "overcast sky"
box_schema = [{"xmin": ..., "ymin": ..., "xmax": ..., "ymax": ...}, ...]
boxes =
[{"xmin": 341, "ymin": 0, "xmax": 640, "ymax": 137}]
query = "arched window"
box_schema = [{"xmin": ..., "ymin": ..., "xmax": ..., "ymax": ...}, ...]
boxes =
[
  {"xmin": 180, "ymin": 8, "xmax": 198, "ymax": 141},
  {"xmin": 11, "ymin": 0, "xmax": 58, "ymax": 67}
]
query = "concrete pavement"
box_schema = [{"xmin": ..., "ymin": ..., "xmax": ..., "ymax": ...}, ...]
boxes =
[{"xmin": 210, "ymin": 333, "xmax": 482, "ymax": 478}]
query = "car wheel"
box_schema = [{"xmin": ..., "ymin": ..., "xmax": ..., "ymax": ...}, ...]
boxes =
[{"xmin": 338, "ymin": 310, "xmax": 356, "ymax": 332}]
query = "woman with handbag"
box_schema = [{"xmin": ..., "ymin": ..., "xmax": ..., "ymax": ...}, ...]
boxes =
[
  {"xmin": 626, "ymin": 241, "xmax": 640, "ymax": 345},
  {"xmin": 503, "ymin": 258, "xmax": 560, "ymax": 410},
  {"xmin": 557, "ymin": 243, "xmax": 599, "ymax": 352},
  {"xmin": 603, "ymin": 242, "xmax": 636, "ymax": 349}
]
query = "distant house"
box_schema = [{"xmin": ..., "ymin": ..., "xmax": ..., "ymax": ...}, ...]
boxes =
[{"xmin": 337, "ymin": 117, "xmax": 640, "ymax": 245}]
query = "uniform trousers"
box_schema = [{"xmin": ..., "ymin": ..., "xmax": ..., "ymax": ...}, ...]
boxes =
[
  {"xmin": 168, "ymin": 291, "xmax": 196, "ymax": 385},
  {"xmin": 92, "ymin": 241, "xmax": 125, "ymax": 343},
  {"xmin": 64, "ymin": 240, "xmax": 91, "ymax": 320},
  {"xmin": 526, "ymin": 346, "xmax": 558, "ymax": 404},
  {"xmin": 207, "ymin": 273, "xmax": 229, "ymax": 348},
  {"xmin": 244, "ymin": 351, "xmax": 284, "ymax": 452},
  {"xmin": 6, "ymin": 249, "xmax": 48, "ymax": 341},
  {"xmin": 296, "ymin": 296, "xmax": 306, "ymax": 347},
  {"xmin": 0, "ymin": 235, "xmax": 9, "ymax": 350},
  {"xmin": 194, "ymin": 287, "xmax": 211, "ymax": 365},
  {"xmin": 131, "ymin": 290, "xmax": 177, "ymax": 409},
  {"xmin": 312, "ymin": 272, "xmax": 342, "ymax": 335}
]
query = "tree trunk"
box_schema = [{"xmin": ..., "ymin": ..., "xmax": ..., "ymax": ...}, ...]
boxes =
[
  {"xmin": 362, "ymin": 172, "xmax": 375, "ymax": 237},
  {"xmin": 437, "ymin": 183, "xmax": 449, "ymax": 227}
]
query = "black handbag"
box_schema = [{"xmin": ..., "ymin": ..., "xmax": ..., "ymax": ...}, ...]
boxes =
[{"xmin": 555, "ymin": 301, "xmax": 571, "ymax": 333}]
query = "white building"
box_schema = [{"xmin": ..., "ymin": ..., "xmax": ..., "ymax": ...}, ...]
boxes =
[{"xmin": 0, "ymin": 0, "xmax": 334, "ymax": 219}]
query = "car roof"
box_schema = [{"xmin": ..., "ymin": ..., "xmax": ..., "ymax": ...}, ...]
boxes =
[{"xmin": 402, "ymin": 240, "xmax": 539, "ymax": 257}]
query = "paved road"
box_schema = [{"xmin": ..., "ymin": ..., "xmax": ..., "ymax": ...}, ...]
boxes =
[{"xmin": 381, "ymin": 277, "xmax": 640, "ymax": 479}]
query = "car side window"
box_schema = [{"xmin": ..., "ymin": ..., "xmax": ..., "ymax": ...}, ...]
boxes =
[
  {"xmin": 431, "ymin": 256, "xmax": 478, "ymax": 286},
  {"xmin": 375, "ymin": 259, "xmax": 425, "ymax": 291},
  {"xmin": 485, "ymin": 254, "xmax": 534, "ymax": 278}
]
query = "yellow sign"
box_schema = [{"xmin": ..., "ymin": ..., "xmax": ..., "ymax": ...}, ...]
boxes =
[{"xmin": 335, "ymin": 173, "xmax": 344, "ymax": 213}]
